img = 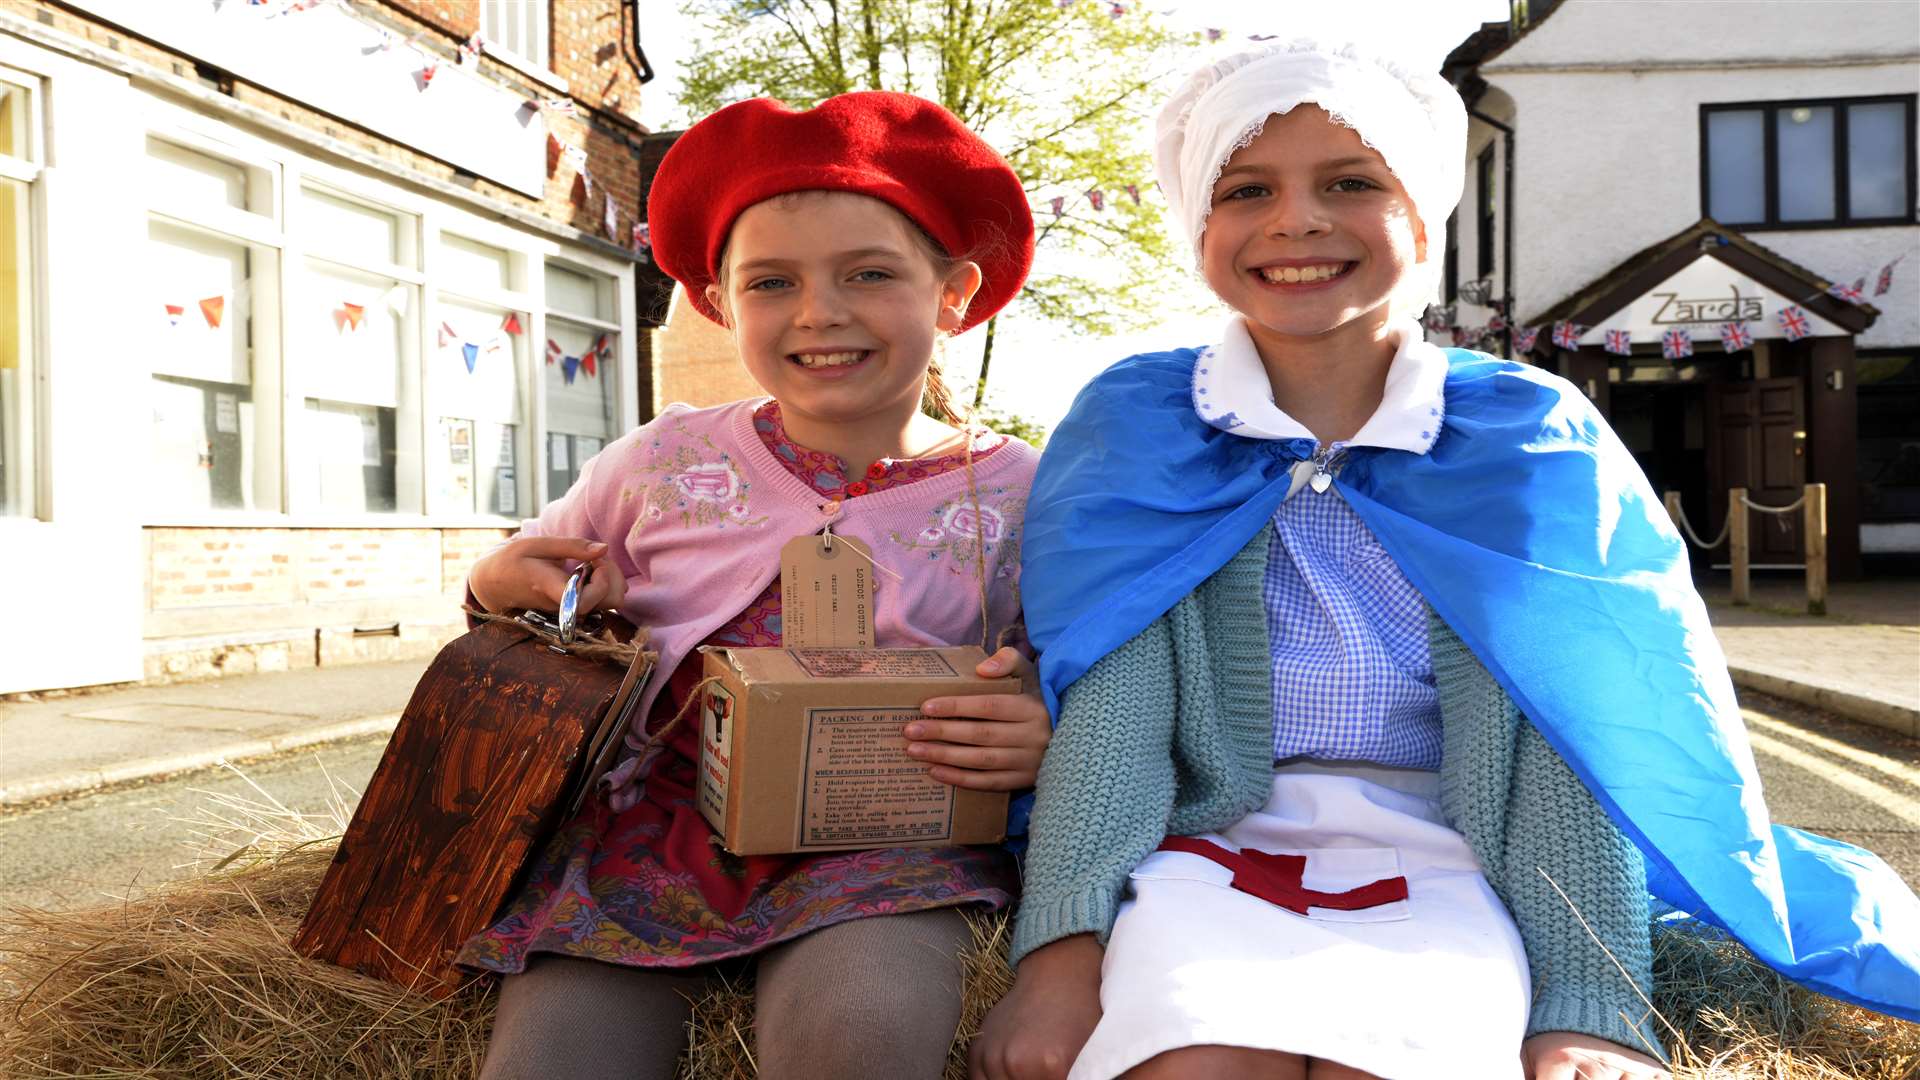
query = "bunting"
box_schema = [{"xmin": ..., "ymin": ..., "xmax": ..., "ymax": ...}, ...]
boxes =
[
  {"xmin": 1875, "ymin": 256, "xmax": 1904, "ymax": 297},
  {"xmin": 1550, "ymin": 321, "xmax": 1583, "ymax": 350},
  {"xmin": 1087, "ymin": 189, "xmax": 1105, "ymax": 211},
  {"xmin": 338, "ymin": 301, "xmax": 365, "ymax": 331},
  {"xmin": 164, "ymin": 303, "xmax": 185, "ymax": 328},
  {"xmin": 1827, "ymin": 280, "xmax": 1866, "ymax": 305},
  {"xmin": 461, "ymin": 341, "xmax": 480, "ymax": 373},
  {"xmin": 1126, "ymin": 184, "xmax": 1141, "ymax": 205},
  {"xmin": 1719, "ymin": 321, "xmax": 1753, "ymax": 353},
  {"xmin": 1049, "ymin": 196, "xmax": 1065, "ymax": 219},
  {"xmin": 1512, "ymin": 325, "xmax": 1541, "ymax": 353},
  {"xmin": 502, "ymin": 313, "xmax": 523, "ymax": 335},
  {"xmin": 1603, "ymin": 329, "xmax": 1632, "ymax": 356},
  {"xmin": 200, "ymin": 295, "xmax": 226, "ymax": 329},
  {"xmin": 1777, "ymin": 305, "xmax": 1812, "ymax": 342},
  {"xmin": 1661, "ymin": 328, "xmax": 1693, "ymax": 361}
]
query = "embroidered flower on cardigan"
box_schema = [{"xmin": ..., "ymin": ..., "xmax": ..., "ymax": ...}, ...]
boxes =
[
  {"xmin": 891, "ymin": 488, "xmax": 1027, "ymax": 580},
  {"xmin": 631, "ymin": 417, "xmax": 771, "ymax": 532}
]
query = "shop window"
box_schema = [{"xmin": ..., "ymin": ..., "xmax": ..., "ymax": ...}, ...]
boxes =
[
  {"xmin": 1701, "ymin": 96, "xmax": 1917, "ymax": 228},
  {"xmin": 0, "ymin": 75, "xmax": 37, "ymax": 518},
  {"xmin": 433, "ymin": 297, "xmax": 525, "ymax": 517},
  {"xmin": 143, "ymin": 137, "xmax": 281, "ymax": 517},
  {"xmin": 1859, "ymin": 352, "xmax": 1920, "ymax": 523},
  {"xmin": 296, "ymin": 187, "xmax": 420, "ymax": 515},
  {"xmin": 544, "ymin": 263, "xmax": 618, "ymax": 501}
]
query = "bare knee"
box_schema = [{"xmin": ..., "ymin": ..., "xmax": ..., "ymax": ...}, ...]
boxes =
[{"xmin": 1122, "ymin": 1045, "xmax": 1306, "ymax": 1080}]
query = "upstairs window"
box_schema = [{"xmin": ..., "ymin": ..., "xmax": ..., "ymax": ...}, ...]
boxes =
[
  {"xmin": 481, "ymin": 1, "xmax": 552, "ymax": 75},
  {"xmin": 1702, "ymin": 96, "xmax": 1916, "ymax": 229},
  {"xmin": 1475, "ymin": 143, "xmax": 1496, "ymax": 280}
]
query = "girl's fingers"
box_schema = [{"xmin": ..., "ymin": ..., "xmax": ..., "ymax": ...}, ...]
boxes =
[
  {"xmin": 908, "ymin": 741, "xmax": 1038, "ymax": 773},
  {"xmin": 920, "ymin": 692, "xmax": 1048, "ymax": 724},
  {"xmin": 927, "ymin": 765, "xmax": 1032, "ymax": 791},
  {"xmin": 904, "ymin": 717, "xmax": 1043, "ymax": 748},
  {"xmin": 510, "ymin": 535, "xmax": 609, "ymax": 561}
]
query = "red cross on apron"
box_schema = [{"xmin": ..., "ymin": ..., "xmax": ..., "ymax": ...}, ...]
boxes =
[{"xmin": 1156, "ymin": 836, "xmax": 1409, "ymax": 915}]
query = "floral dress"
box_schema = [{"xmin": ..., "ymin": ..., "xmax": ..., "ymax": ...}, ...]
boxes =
[{"xmin": 457, "ymin": 402, "xmax": 1018, "ymax": 973}]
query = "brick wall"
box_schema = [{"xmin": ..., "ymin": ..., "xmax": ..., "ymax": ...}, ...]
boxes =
[
  {"xmin": 652, "ymin": 288, "xmax": 765, "ymax": 408},
  {"xmin": 143, "ymin": 526, "xmax": 509, "ymax": 681}
]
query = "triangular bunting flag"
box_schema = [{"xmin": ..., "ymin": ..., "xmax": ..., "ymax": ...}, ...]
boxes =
[
  {"xmin": 561, "ymin": 355, "xmax": 580, "ymax": 384},
  {"xmin": 164, "ymin": 303, "xmax": 185, "ymax": 327},
  {"xmin": 545, "ymin": 339, "xmax": 561, "ymax": 365},
  {"xmin": 461, "ymin": 341, "xmax": 479, "ymax": 373},
  {"xmin": 200, "ymin": 296, "xmax": 225, "ymax": 329},
  {"xmin": 439, "ymin": 321, "xmax": 459, "ymax": 348},
  {"xmin": 1876, "ymin": 257, "xmax": 1903, "ymax": 297},
  {"xmin": 340, "ymin": 302, "xmax": 365, "ymax": 331},
  {"xmin": 503, "ymin": 313, "xmax": 522, "ymax": 335},
  {"xmin": 1049, "ymin": 196, "xmax": 1064, "ymax": 219}
]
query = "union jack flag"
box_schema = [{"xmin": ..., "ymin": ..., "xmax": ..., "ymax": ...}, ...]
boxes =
[
  {"xmin": 1876, "ymin": 257, "xmax": 1904, "ymax": 296},
  {"xmin": 1049, "ymin": 196, "xmax": 1064, "ymax": 219},
  {"xmin": 1777, "ymin": 305, "xmax": 1812, "ymax": 342},
  {"xmin": 1550, "ymin": 321, "xmax": 1584, "ymax": 350},
  {"xmin": 1826, "ymin": 281, "xmax": 1865, "ymax": 305},
  {"xmin": 1125, "ymin": 184, "xmax": 1141, "ymax": 205},
  {"xmin": 1719, "ymin": 322, "xmax": 1753, "ymax": 353},
  {"xmin": 1661, "ymin": 328, "xmax": 1693, "ymax": 361},
  {"xmin": 545, "ymin": 338, "xmax": 562, "ymax": 366},
  {"xmin": 1087, "ymin": 189, "xmax": 1105, "ymax": 211},
  {"xmin": 1513, "ymin": 325, "xmax": 1541, "ymax": 353},
  {"xmin": 1604, "ymin": 329, "xmax": 1632, "ymax": 356}
]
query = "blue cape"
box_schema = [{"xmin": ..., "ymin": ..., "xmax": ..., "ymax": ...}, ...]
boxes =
[{"xmin": 1023, "ymin": 344, "xmax": 1920, "ymax": 1020}]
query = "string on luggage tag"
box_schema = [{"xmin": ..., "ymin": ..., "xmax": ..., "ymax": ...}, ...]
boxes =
[{"xmin": 818, "ymin": 520, "xmax": 904, "ymax": 582}]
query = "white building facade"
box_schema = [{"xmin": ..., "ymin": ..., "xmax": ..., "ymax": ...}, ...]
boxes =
[
  {"xmin": 0, "ymin": 2, "xmax": 650, "ymax": 694},
  {"xmin": 1444, "ymin": 0, "xmax": 1920, "ymax": 576}
]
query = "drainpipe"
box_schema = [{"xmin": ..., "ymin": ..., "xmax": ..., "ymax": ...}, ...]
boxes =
[
  {"xmin": 1468, "ymin": 106, "xmax": 1515, "ymax": 356},
  {"xmin": 621, "ymin": 0, "xmax": 657, "ymax": 84}
]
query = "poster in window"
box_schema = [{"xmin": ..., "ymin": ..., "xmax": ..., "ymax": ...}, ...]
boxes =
[
  {"xmin": 495, "ymin": 467, "xmax": 517, "ymax": 515},
  {"xmin": 497, "ymin": 426, "xmax": 516, "ymax": 467},
  {"xmin": 449, "ymin": 422, "xmax": 472, "ymax": 465},
  {"xmin": 214, "ymin": 392, "xmax": 240, "ymax": 435},
  {"xmin": 548, "ymin": 431, "xmax": 571, "ymax": 472}
]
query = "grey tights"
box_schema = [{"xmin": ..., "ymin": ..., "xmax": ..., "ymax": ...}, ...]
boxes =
[{"xmin": 477, "ymin": 906, "xmax": 972, "ymax": 1080}]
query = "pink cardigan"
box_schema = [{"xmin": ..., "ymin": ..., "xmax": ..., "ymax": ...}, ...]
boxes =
[{"xmin": 509, "ymin": 398, "xmax": 1040, "ymax": 809}]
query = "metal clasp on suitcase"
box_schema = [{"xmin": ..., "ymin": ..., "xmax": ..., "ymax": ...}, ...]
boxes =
[{"xmin": 519, "ymin": 563, "xmax": 595, "ymax": 653}]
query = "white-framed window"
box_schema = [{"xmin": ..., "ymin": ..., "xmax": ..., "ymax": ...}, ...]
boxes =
[
  {"xmin": 543, "ymin": 261, "xmax": 620, "ymax": 500},
  {"xmin": 293, "ymin": 184, "xmax": 423, "ymax": 515},
  {"xmin": 431, "ymin": 231, "xmax": 530, "ymax": 518},
  {"xmin": 0, "ymin": 70, "xmax": 40, "ymax": 519},
  {"xmin": 143, "ymin": 136, "xmax": 284, "ymax": 516},
  {"xmin": 133, "ymin": 101, "xmax": 635, "ymax": 527},
  {"xmin": 480, "ymin": 1, "xmax": 560, "ymax": 88}
]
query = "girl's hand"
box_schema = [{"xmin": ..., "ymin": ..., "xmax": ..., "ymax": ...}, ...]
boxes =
[
  {"xmin": 1523, "ymin": 1033, "xmax": 1669, "ymax": 1080},
  {"xmin": 468, "ymin": 536, "xmax": 627, "ymax": 616},
  {"xmin": 909, "ymin": 647, "xmax": 1050, "ymax": 791},
  {"xmin": 969, "ymin": 935, "xmax": 1103, "ymax": 1080}
]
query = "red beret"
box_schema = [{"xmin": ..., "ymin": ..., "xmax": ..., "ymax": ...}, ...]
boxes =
[{"xmin": 648, "ymin": 92, "xmax": 1034, "ymax": 334}]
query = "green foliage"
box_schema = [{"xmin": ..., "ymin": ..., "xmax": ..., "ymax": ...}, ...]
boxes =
[{"xmin": 676, "ymin": 0, "xmax": 1199, "ymax": 341}]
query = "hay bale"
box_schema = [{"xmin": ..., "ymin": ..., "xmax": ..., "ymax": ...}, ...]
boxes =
[{"xmin": 1, "ymin": 817, "xmax": 1911, "ymax": 1078}]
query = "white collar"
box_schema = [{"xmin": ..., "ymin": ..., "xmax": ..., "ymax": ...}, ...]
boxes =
[{"xmin": 1190, "ymin": 317, "xmax": 1448, "ymax": 455}]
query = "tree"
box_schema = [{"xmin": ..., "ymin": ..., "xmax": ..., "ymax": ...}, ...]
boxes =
[{"xmin": 676, "ymin": 0, "xmax": 1199, "ymax": 407}]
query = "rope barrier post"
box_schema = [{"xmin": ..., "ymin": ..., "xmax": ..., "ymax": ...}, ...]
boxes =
[
  {"xmin": 1729, "ymin": 487, "xmax": 1750, "ymax": 606},
  {"xmin": 1662, "ymin": 490, "xmax": 1684, "ymax": 535},
  {"xmin": 1804, "ymin": 483, "xmax": 1828, "ymax": 616}
]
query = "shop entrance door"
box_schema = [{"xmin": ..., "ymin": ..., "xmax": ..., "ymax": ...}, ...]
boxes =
[{"xmin": 1708, "ymin": 378, "xmax": 1806, "ymax": 562}]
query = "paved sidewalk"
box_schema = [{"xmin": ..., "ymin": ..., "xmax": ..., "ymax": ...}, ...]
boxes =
[
  {"xmin": 1697, "ymin": 575, "xmax": 1920, "ymax": 737},
  {"xmin": 0, "ymin": 661, "xmax": 424, "ymax": 805},
  {"xmin": 1, "ymin": 579, "xmax": 1914, "ymax": 807}
]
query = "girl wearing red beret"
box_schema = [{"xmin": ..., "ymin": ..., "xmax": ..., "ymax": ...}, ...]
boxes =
[{"xmin": 457, "ymin": 92, "xmax": 1046, "ymax": 1079}]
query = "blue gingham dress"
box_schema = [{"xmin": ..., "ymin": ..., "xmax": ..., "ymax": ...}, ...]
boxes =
[{"xmin": 1189, "ymin": 316, "xmax": 1450, "ymax": 767}]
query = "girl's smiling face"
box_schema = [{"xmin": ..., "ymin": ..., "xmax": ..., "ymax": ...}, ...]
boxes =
[
  {"xmin": 1199, "ymin": 106, "xmax": 1427, "ymax": 340},
  {"xmin": 706, "ymin": 192, "xmax": 979, "ymax": 433}
]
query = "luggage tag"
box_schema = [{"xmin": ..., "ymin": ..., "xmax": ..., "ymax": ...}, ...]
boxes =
[{"xmin": 780, "ymin": 528, "xmax": 874, "ymax": 647}]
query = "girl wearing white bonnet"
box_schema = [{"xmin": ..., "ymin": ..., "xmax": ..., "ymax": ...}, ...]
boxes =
[{"xmin": 968, "ymin": 31, "xmax": 1701, "ymax": 1080}]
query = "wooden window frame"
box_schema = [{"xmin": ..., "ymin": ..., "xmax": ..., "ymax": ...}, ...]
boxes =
[{"xmin": 1699, "ymin": 94, "xmax": 1918, "ymax": 231}]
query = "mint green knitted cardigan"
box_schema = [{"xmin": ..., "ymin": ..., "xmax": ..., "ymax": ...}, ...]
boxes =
[{"xmin": 1014, "ymin": 525, "xmax": 1660, "ymax": 1052}]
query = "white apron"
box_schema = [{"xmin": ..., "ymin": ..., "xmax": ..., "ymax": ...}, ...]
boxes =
[{"xmin": 1068, "ymin": 762, "xmax": 1531, "ymax": 1080}]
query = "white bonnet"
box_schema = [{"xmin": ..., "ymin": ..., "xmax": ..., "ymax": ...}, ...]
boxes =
[{"xmin": 1154, "ymin": 39, "xmax": 1467, "ymax": 302}]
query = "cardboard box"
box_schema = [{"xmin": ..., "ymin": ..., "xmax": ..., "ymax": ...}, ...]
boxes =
[{"xmin": 697, "ymin": 645, "xmax": 1016, "ymax": 855}]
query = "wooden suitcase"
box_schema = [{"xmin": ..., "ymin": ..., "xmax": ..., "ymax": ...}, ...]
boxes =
[{"xmin": 294, "ymin": 603, "xmax": 654, "ymax": 997}]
